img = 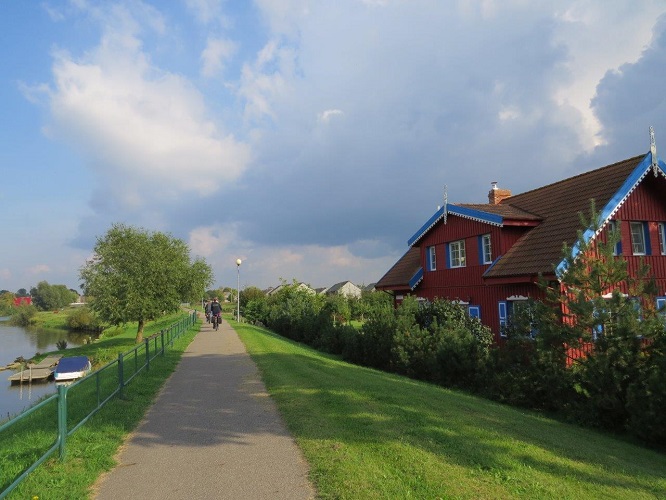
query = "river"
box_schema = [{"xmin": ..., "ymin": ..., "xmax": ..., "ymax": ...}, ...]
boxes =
[{"xmin": 0, "ymin": 317, "xmax": 91, "ymax": 421}]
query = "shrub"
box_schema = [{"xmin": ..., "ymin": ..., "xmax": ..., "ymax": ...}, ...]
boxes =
[
  {"xmin": 10, "ymin": 305, "xmax": 37, "ymax": 327},
  {"xmin": 626, "ymin": 332, "xmax": 666, "ymax": 445},
  {"xmin": 66, "ymin": 306, "xmax": 102, "ymax": 331}
]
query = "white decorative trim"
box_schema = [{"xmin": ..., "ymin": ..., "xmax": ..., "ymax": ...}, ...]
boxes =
[{"xmin": 506, "ymin": 295, "xmax": 528, "ymax": 301}]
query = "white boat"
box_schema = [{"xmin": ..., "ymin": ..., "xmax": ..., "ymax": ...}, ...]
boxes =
[{"xmin": 53, "ymin": 356, "xmax": 92, "ymax": 382}]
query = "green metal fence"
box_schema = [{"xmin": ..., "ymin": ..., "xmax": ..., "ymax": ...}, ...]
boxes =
[{"xmin": 0, "ymin": 311, "xmax": 198, "ymax": 499}]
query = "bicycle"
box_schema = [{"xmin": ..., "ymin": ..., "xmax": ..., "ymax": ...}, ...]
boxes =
[{"xmin": 212, "ymin": 313, "xmax": 220, "ymax": 331}]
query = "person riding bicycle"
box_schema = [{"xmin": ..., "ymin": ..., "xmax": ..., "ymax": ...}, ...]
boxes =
[
  {"xmin": 210, "ymin": 298, "xmax": 222, "ymax": 328},
  {"xmin": 204, "ymin": 300, "xmax": 212, "ymax": 323}
]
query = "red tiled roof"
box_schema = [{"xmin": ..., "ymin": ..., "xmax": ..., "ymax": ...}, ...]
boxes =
[
  {"xmin": 375, "ymin": 247, "xmax": 421, "ymax": 291},
  {"xmin": 484, "ymin": 154, "xmax": 645, "ymax": 279}
]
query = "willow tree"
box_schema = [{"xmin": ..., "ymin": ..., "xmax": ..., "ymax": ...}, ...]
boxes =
[{"xmin": 80, "ymin": 224, "xmax": 213, "ymax": 343}]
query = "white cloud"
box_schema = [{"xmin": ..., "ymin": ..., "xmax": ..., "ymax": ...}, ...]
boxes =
[
  {"xmin": 317, "ymin": 109, "xmax": 343, "ymax": 123},
  {"xmin": 44, "ymin": 9, "xmax": 251, "ymax": 208},
  {"xmin": 201, "ymin": 37, "xmax": 237, "ymax": 78},
  {"xmin": 552, "ymin": 1, "xmax": 666, "ymax": 149}
]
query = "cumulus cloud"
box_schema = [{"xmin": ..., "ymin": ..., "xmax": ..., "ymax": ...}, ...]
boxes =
[{"xmin": 44, "ymin": 4, "xmax": 251, "ymax": 210}]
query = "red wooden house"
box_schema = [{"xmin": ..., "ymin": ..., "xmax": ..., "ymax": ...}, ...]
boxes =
[
  {"xmin": 376, "ymin": 147, "xmax": 666, "ymax": 342},
  {"xmin": 13, "ymin": 296, "xmax": 32, "ymax": 307}
]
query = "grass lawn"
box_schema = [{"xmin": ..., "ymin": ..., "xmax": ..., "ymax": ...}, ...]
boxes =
[{"xmin": 234, "ymin": 321, "xmax": 666, "ymax": 499}]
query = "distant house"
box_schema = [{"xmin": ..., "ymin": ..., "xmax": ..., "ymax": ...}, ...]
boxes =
[
  {"xmin": 13, "ymin": 296, "xmax": 32, "ymax": 307},
  {"xmin": 314, "ymin": 287, "xmax": 329, "ymax": 295},
  {"xmin": 362, "ymin": 283, "xmax": 377, "ymax": 293},
  {"xmin": 376, "ymin": 147, "xmax": 666, "ymax": 342},
  {"xmin": 326, "ymin": 281, "xmax": 362, "ymax": 299},
  {"xmin": 267, "ymin": 282, "xmax": 315, "ymax": 296}
]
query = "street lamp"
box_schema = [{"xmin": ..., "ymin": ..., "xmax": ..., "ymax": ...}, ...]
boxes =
[{"xmin": 236, "ymin": 258, "xmax": 242, "ymax": 321}]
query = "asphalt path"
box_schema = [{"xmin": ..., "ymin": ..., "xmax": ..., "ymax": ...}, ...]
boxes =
[{"xmin": 93, "ymin": 316, "xmax": 315, "ymax": 499}]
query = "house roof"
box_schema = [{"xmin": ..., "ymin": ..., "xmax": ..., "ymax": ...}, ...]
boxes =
[
  {"xmin": 486, "ymin": 152, "xmax": 666, "ymax": 279},
  {"xmin": 375, "ymin": 247, "xmax": 422, "ymax": 291},
  {"xmin": 408, "ymin": 201, "xmax": 542, "ymax": 246},
  {"xmin": 326, "ymin": 281, "xmax": 360, "ymax": 294},
  {"xmin": 380, "ymin": 151, "xmax": 666, "ymax": 290}
]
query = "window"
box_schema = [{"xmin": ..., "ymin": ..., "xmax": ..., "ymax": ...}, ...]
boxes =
[
  {"xmin": 480, "ymin": 234, "xmax": 492, "ymax": 264},
  {"xmin": 449, "ymin": 240, "xmax": 466, "ymax": 268},
  {"xmin": 630, "ymin": 222, "xmax": 647, "ymax": 255},
  {"xmin": 658, "ymin": 297, "xmax": 666, "ymax": 323},
  {"xmin": 468, "ymin": 305, "xmax": 480, "ymax": 319},
  {"xmin": 498, "ymin": 302, "xmax": 507, "ymax": 337},
  {"xmin": 659, "ymin": 223, "xmax": 666, "ymax": 255},
  {"xmin": 427, "ymin": 246, "xmax": 436, "ymax": 271},
  {"xmin": 608, "ymin": 220, "xmax": 622, "ymax": 256}
]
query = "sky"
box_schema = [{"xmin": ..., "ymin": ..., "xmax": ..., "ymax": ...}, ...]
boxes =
[{"xmin": 2, "ymin": 0, "xmax": 666, "ymax": 294}]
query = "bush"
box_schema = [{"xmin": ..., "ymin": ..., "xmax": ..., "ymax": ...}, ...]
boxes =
[
  {"xmin": 626, "ymin": 333, "xmax": 666, "ymax": 445},
  {"xmin": 66, "ymin": 306, "xmax": 102, "ymax": 331},
  {"xmin": 10, "ymin": 305, "xmax": 37, "ymax": 327}
]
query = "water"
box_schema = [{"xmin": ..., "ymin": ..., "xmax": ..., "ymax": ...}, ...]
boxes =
[{"xmin": 0, "ymin": 318, "xmax": 92, "ymax": 420}]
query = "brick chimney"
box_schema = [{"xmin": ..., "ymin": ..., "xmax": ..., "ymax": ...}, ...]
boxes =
[{"xmin": 488, "ymin": 182, "xmax": 511, "ymax": 205}]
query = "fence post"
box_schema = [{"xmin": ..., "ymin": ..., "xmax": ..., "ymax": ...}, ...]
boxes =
[
  {"xmin": 57, "ymin": 384, "xmax": 68, "ymax": 460},
  {"xmin": 118, "ymin": 353, "xmax": 125, "ymax": 399},
  {"xmin": 161, "ymin": 329, "xmax": 165, "ymax": 356},
  {"xmin": 145, "ymin": 338, "xmax": 150, "ymax": 371}
]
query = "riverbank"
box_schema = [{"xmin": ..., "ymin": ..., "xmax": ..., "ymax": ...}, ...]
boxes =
[{"xmin": 2, "ymin": 311, "xmax": 201, "ymax": 499}]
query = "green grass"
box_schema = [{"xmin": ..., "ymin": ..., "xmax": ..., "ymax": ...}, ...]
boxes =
[
  {"xmin": 234, "ymin": 321, "xmax": 666, "ymax": 499},
  {"xmin": 1, "ymin": 312, "xmax": 199, "ymax": 500}
]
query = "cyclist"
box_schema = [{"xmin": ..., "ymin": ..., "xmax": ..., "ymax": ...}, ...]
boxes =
[
  {"xmin": 210, "ymin": 297, "xmax": 222, "ymax": 330},
  {"xmin": 204, "ymin": 300, "xmax": 212, "ymax": 323}
]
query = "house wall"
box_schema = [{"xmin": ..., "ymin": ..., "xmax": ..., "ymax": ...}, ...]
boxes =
[
  {"xmin": 411, "ymin": 175, "xmax": 666, "ymax": 341},
  {"xmin": 614, "ymin": 175, "xmax": 666, "ymax": 296},
  {"xmin": 416, "ymin": 215, "xmax": 540, "ymax": 341}
]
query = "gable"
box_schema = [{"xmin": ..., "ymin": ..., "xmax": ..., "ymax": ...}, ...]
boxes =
[
  {"xmin": 407, "ymin": 204, "xmax": 539, "ymax": 247},
  {"xmin": 555, "ymin": 153, "xmax": 666, "ymax": 276}
]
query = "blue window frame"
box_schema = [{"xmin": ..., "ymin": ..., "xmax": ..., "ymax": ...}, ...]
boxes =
[
  {"xmin": 468, "ymin": 305, "xmax": 480, "ymax": 319},
  {"xmin": 659, "ymin": 223, "xmax": 666, "ymax": 255},
  {"xmin": 427, "ymin": 245, "xmax": 437, "ymax": 271},
  {"xmin": 658, "ymin": 297, "xmax": 666, "ymax": 323},
  {"xmin": 498, "ymin": 301, "xmax": 507, "ymax": 337}
]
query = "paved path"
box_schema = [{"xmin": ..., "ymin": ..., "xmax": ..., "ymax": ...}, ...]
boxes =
[{"xmin": 93, "ymin": 317, "xmax": 315, "ymax": 500}]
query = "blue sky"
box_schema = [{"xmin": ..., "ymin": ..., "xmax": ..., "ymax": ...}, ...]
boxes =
[{"xmin": 2, "ymin": 1, "xmax": 666, "ymax": 293}]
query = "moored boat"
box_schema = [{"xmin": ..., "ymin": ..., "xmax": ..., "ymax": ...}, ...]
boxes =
[{"xmin": 53, "ymin": 356, "xmax": 92, "ymax": 382}]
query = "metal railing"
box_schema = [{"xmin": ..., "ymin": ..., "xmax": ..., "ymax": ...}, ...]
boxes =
[{"xmin": 0, "ymin": 311, "xmax": 198, "ymax": 499}]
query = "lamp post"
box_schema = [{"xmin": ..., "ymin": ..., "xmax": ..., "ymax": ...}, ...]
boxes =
[{"xmin": 236, "ymin": 258, "xmax": 242, "ymax": 321}]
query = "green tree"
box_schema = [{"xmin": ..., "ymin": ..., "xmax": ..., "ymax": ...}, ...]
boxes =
[
  {"xmin": 79, "ymin": 223, "xmax": 213, "ymax": 343},
  {"xmin": 536, "ymin": 203, "xmax": 663, "ymax": 432},
  {"xmin": 0, "ymin": 291, "xmax": 14, "ymax": 316},
  {"xmin": 30, "ymin": 281, "xmax": 78, "ymax": 311},
  {"xmin": 240, "ymin": 286, "xmax": 265, "ymax": 309}
]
